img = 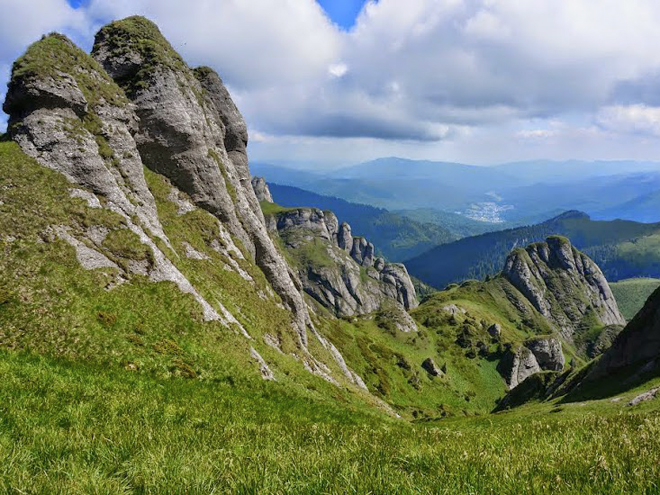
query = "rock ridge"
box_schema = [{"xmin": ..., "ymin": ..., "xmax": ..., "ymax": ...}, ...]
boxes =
[
  {"xmin": 262, "ymin": 199, "xmax": 418, "ymax": 319},
  {"xmin": 503, "ymin": 236, "xmax": 625, "ymax": 341}
]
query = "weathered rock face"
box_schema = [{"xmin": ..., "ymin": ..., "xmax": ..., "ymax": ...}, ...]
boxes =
[
  {"xmin": 503, "ymin": 236, "xmax": 625, "ymax": 341},
  {"xmin": 338, "ymin": 222, "xmax": 353, "ymax": 252},
  {"xmin": 3, "ymin": 34, "xmax": 165, "ymax": 244},
  {"xmin": 2, "ymin": 33, "xmax": 247, "ymax": 325},
  {"xmin": 91, "ymin": 17, "xmax": 312, "ymax": 344},
  {"xmin": 3, "ymin": 19, "xmax": 375, "ymax": 391},
  {"xmin": 526, "ymin": 338, "xmax": 565, "ymax": 371},
  {"xmin": 586, "ymin": 287, "xmax": 660, "ymax": 382},
  {"xmin": 499, "ymin": 347, "xmax": 542, "ymax": 390},
  {"xmin": 498, "ymin": 337, "xmax": 565, "ymax": 389},
  {"xmin": 251, "ymin": 177, "xmax": 273, "ymax": 203},
  {"xmin": 264, "ymin": 205, "xmax": 418, "ymax": 318}
]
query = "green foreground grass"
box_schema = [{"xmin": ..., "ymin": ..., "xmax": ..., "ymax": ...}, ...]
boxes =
[{"xmin": 2, "ymin": 351, "xmax": 660, "ymax": 493}]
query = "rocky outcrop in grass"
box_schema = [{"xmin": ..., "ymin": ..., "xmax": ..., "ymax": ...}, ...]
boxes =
[
  {"xmin": 263, "ymin": 203, "xmax": 417, "ymax": 318},
  {"xmin": 503, "ymin": 236, "xmax": 625, "ymax": 341}
]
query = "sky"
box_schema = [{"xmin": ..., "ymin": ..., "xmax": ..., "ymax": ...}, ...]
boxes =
[{"xmin": 3, "ymin": 1, "xmax": 660, "ymax": 168}]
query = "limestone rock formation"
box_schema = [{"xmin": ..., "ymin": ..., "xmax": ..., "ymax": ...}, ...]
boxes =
[
  {"xmin": 628, "ymin": 386, "xmax": 660, "ymax": 406},
  {"xmin": 503, "ymin": 236, "xmax": 625, "ymax": 341},
  {"xmin": 422, "ymin": 357, "xmax": 443, "ymax": 377},
  {"xmin": 91, "ymin": 17, "xmax": 312, "ymax": 344},
  {"xmin": 3, "ymin": 17, "xmax": 371, "ymax": 390},
  {"xmin": 498, "ymin": 337, "xmax": 565, "ymax": 389},
  {"xmin": 264, "ymin": 205, "xmax": 418, "ymax": 318},
  {"xmin": 251, "ymin": 177, "xmax": 273, "ymax": 203},
  {"xmin": 2, "ymin": 33, "xmax": 234, "ymax": 324},
  {"xmin": 526, "ymin": 338, "xmax": 565, "ymax": 371},
  {"xmin": 487, "ymin": 323, "xmax": 502, "ymax": 338}
]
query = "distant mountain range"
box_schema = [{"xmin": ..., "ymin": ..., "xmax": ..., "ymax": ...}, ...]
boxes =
[
  {"xmin": 268, "ymin": 183, "xmax": 456, "ymax": 261},
  {"xmin": 252, "ymin": 158, "xmax": 660, "ymax": 225},
  {"xmin": 406, "ymin": 211, "xmax": 660, "ymax": 289}
]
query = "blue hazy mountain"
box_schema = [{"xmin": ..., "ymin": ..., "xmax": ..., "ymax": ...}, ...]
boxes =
[{"xmin": 252, "ymin": 158, "xmax": 660, "ymax": 224}]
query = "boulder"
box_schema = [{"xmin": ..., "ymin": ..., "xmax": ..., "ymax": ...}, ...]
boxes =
[
  {"xmin": 422, "ymin": 358, "xmax": 443, "ymax": 377},
  {"xmin": 526, "ymin": 337, "xmax": 565, "ymax": 371},
  {"xmin": 498, "ymin": 337, "xmax": 564, "ymax": 389},
  {"xmin": 487, "ymin": 323, "xmax": 502, "ymax": 338}
]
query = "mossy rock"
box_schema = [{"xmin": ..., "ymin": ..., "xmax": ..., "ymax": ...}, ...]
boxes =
[
  {"xmin": 93, "ymin": 16, "xmax": 188, "ymax": 94},
  {"xmin": 10, "ymin": 33, "xmax": 127, "ymax": 110}
]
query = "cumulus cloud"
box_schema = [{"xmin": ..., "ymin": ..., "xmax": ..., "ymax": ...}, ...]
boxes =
[
  {"xmin": 85, "ymin": 0, "xmax": 341, "ymax": 90},
  {"xmin": 597, "ymin": 105, "xmax": 660, "ymax": 137},
  {"xmin": 5, "ymin": 0, "xmax": 660, "ymax": 162},
  {"xmin": 0, "ymin": 0, "xmax": 91, "ymax": 58}
]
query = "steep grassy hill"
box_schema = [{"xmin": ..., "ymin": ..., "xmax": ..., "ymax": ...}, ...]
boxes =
[
  {"xmin": 0, "ymin": 140, "xmax": 531, "ymax": 421},
  {"xmin": 268, "ymin": 183, "xmax": 456, "ymax": 261},
  {"xmin": 610, "ymin": 278, "xmax": 660, "ymax": 321},
  {"xmin": 407, "ymin": 210, "xmax": 660, "ymax": 289}
]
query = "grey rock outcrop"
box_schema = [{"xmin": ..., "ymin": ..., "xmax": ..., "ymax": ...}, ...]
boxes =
[
  {"xmin": 422, "ymin": 357, "xmax": 443, "ymax": 377},
  {"xmin": 3, "ymin": 18, "xmax": 372, "ymax": 390},
  {"xmin": 266, "ymin": 206, "xmax": 418, "ymax": 318},
  {"xmin": 3, "ymin": 33, "xmax": 243, "ymax": 326},
  {"xmin": 487, "ymin": 323, "xmax": 502, "ymax": 338},
  {"xmin": 4, "ymin": 34, "xmax": 166, "ymax": 245},
  {"xmin": 628, "ymin": 386, "xmax": 660, "ymax": 406},
  {"xmin": 92, "ymin": 17, "xmax": 312, "ymax": 344},
  {"xmin": 498, "ymin": 337, "xmax": 565, "ymax": 389},
  {"xmin": 338, "ymin": 222, "xmax": 353, "ymax": 252},
  {"xmin": 503, "ymin": 236, "xmax": 625, "ymax": 341},
  {"xmin": 251, "ymin": 177, "xmax": 273, "ymax": 203},
  {"xmin": 526, "ymin": 338, "xmax": 565, "ymax": 371},
  {"xmin": 351, "ymin": 237, "xmax": 375, "ymax": 267},
  {"xmin": 499, "ymin": 347, "xmax": 542, "ymax": 389}
]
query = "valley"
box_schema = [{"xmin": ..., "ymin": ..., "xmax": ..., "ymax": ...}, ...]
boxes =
[{"xmin": 1, "ymin": 13, "xmax": 660, "ymax": 493}]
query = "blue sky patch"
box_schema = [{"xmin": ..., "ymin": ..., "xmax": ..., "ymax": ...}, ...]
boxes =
[{"xmin": 316, "ymin": 0, "xmax": 369, "ymax": 30}]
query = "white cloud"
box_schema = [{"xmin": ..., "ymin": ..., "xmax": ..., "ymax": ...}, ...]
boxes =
[
  {"xmin": 328, "ymin": 63, "xmax": 348, "ymax": 78},
  {"xmin": 86, "ymin": 0, "xmax": 340, "ymax": 90},
  {"xmin": 597, "ymin": 104, "xmax": 660, "ymax": 137},
  {"xmin": 0, "ymin": 0, "xmax": 90, "ymax": 59},
  {"xmin": 5, "ymin": 1, "xmax": 660, "ymax": 161}
]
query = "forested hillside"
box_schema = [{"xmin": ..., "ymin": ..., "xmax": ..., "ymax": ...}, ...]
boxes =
[{"xmin": 407, "ymin": 211, "xmax": 660, "ymax": 288}]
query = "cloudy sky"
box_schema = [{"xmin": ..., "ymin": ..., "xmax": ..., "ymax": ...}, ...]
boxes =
[{"xmin": 4, "ymin": 0, "xmax": 660, "ymax": 167}]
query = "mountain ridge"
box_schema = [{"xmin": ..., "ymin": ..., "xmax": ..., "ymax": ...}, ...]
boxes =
[{"xmin": 406, "ymin": 210, "xmax": 660, "ymax": 289}]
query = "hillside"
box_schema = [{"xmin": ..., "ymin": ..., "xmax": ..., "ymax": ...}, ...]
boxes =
[
  {"xmin": 596, "ymin": 189, "xmax": 660, "ymax": 223},
  {"xmin": 267, "ymin": 183, "xmax": 456, "ymax": 260},
  {"xmin": 3, "ymin": 15, "xmax": 660, "ymax": 493},
  {"xmin": 253, "ymin": 160, "xmax": 660, "ymax": 225},
  {"xmin": 396, "ymin": 207, "xmax": 507, "ymax": 238},
  {"xmin": 406, "ymin": 211, "xmax": 660, "ymax": 289},
  {"xmin": 611, "ymin": 278, "xmax": 660, "ymax": 321}
]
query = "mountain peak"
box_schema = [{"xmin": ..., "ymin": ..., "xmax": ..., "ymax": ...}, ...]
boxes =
[
  {"xmin": 503, "ymin": 236, "xmax": 625, "ymax": 340},
  {"xmin": 550, "ymin": 210, "xmax": 591, "ymax": 221}
]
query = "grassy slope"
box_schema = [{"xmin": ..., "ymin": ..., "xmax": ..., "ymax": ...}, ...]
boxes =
[
  {"xmin": 0, "ymin": 140, "xmax": 382, "ymax": 411},
  {"xmin": 610, "ymin": 277, "xmax": 660, "ymax": 321},
  {"xmin": 2, "ymin": 351, "xmax": 660, "ymax": 493},
  {"xmin": 4, "ymin": 142, "xmax": 660, "ymax": 491},
  {"xmin": 264, "ymin": 207, "xmax": 519, "ymax": 417}
]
